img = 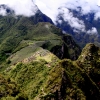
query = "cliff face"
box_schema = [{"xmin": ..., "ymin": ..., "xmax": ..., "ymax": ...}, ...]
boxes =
[
  {"xmin": 51, "ymin": 35, "xmax": 81, "ymax": 60},
  {"xmin": 77, "ymin": 43, "xmax": 100, "ymax": 90}
]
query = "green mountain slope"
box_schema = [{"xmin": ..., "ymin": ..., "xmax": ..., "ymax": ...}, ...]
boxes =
[
  {"xmin": 0, "ymin": 43, "xmax": 100, "ymax": 100},
  {"xmin": 0, "ymin": 14, "xmax": 81, "ymax": 66}
]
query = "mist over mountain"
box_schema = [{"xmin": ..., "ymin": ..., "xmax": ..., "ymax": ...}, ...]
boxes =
[
  {"xmin": 34, "ymin": 0, "xmax": 100, "ymax": 47},
  {"xmin": 55, "ymin": 7, "xmax": 100, "ymax": 47},
  {"xmin": 34, "ymin": 0, "xmax": 100, "ymax": 22},
  {"xmin": 0, "ymin": 0, "xmax": 38, "ymax": 16}
]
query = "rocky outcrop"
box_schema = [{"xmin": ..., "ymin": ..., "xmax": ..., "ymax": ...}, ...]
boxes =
[
  {"xmin": 51, "ymin": 35, "xmax": 81, "ymax": 60},
  {"xmin": 77, "ymin": 43, "xmax": 100, "ymax": 92}
]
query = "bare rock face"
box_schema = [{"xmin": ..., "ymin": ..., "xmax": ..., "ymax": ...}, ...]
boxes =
[{"xmin": 51, "ymin": 35, "xmax": 81, "ymax": 60}]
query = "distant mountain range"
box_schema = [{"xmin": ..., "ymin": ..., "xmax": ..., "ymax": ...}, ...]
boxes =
[
  {"xmin": 1, "ymin": 4, "xmax": 100, "ymax": 48},
  {"xmin": 55, "ymin": 6, "xmax": 100, "ymax": 47}
]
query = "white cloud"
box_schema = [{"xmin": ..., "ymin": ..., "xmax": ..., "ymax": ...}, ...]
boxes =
[
  {"xmin": 0, "ymin": 0, "xmax": 100, "ymax": 18},
  {"xmin": 0, "ymin": 0, "xmax": 38, "ymax": 16},
  {"xmin": 94, "ymin": 12, "xmax": 100, "ymax": 20},
  {"xmin": 34, "ymin": 0, "xmax": 63, "ymax": 22},
  {"xmin": 87, "ymin": 27, "xmax": 98, "ymax": 34},
  {"xmin": 0, "ymin": 8, "xmax": 6, "ymax": 16},
  {"xmin": 57, "ymin": 19, "xmax": 62, "ymax": 24},
  {"xmin": 56, "ymin": 7, "xmax": 86, "ymax": 33},
  {"xmin": 34, "ymin": 0, "xmax": 100, "ymax": 21}
]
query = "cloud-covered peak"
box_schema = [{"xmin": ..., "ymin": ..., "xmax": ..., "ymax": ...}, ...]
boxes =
[
  {"xmin": 34, "ymin": 0, "xmax": 100, "ymax": 22},
  {"xmin": 56, "ymin": 7, "xmax": 86, "ymax": 33},
  {"xmin": 56, "ymin": 6, "xmax": 99, "ymax": 35},
  {"xmin": 0, "ymin": 0, "xmax": 39, "ymax": 16},
  {"xmin": 0, "ymin": 0, "xmax": 100, "ymax": 35}
]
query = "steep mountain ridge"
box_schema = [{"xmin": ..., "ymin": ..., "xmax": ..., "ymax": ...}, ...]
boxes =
[
  {"xmin": 1, "ymin": 43, "xmax": 100, "ymax": 100},
  {"xmin": 77, "ymin": 43, "xmax": 100, "ymax": 90}
]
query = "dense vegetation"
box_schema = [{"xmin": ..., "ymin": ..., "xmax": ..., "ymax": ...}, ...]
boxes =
[
  {"xmin": 0, "ymin": 43, "xmax": 100, "ymax": 100},
  {"xmin": 0, "ymin": 14, "xmax": 81, "ymax": 65}
]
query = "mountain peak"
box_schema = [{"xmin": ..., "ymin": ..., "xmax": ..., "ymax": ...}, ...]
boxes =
[{"xmin": 78, "ymin": 43, "xmax": 99, "ymax": 63}]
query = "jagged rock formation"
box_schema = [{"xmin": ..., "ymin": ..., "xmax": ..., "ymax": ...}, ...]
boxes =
[{"xmin": 50, "ymin": 35, "xmax": 81, "ymax": 60}]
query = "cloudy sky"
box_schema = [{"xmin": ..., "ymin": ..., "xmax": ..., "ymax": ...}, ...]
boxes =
[
  {"xmin": 0, "ymin": 0, "xmax": 38, "ymax": 16},
  {"xmin": 34, "ymin": 0, "xmax": 100, "ymax": 21},
  {"xmin": 0, "ymin": 0, "xmax": 100, "ymax": 18},
  {"xmin": 1, "ymin": 0, "xmax": 100, "ymax": 22},
  {"xmin": 0, "ymin": 0, "xmax": 100, "ymax": 34}
]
